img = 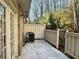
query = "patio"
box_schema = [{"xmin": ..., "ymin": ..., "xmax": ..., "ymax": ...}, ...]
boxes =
[
  {"xmin": 0, "ymin": 0, "xmax": 79, "ymax": 59},
  {"xmin": 19, "ymin": 40, "xmax": 69, "ymax": 59}
]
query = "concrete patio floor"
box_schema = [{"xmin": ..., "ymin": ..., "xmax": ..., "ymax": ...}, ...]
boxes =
[{"xmin": 19, "ymin": 40, "xmax": 69, "ymax": 59}]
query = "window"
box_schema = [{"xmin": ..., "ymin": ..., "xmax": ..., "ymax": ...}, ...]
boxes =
[{"xmin": 0, "ymin": 4, "xmax": 6, "ymax": 59}]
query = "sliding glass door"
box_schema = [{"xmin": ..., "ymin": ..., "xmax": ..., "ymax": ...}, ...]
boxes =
[{"xmin": 0, "ymin": 4, "xmax": 6, "ymax": 59}]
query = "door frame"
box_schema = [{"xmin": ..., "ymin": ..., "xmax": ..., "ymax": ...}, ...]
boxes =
[{"xmin": 10, "ymin": 8, "xmax": 15, "ymax": 59}]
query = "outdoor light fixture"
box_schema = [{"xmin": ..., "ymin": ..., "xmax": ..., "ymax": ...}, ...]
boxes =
[{"xmin": 25, "ymin": 11, "xmax": 28, "ymax": 17}]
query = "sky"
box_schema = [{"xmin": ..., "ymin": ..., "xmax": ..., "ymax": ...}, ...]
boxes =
[
  {"xmin": 29, "ymin": 0, "xmax": 70, "ymax": 22},
  {"xmin": 29, "ymin": 0, "xmax": 53, "ymax": 21},
  {"xmin": 29, "ymin": 0, "xmax": 36, "ymax": 21}
]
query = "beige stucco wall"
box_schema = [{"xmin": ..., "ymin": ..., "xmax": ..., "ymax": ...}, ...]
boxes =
[
  {"xmin": 4, "ymin": 0, "xmax": 18, "ymax": 9},
  {"xmin": 18, "ymin": 15, "xmax": 24, "ymax": 55},
  {"xmin": 24, "ymin": 24, "xmax": 46, "ymax": 39},
  {"xmin": 14, "ymin": 13, "xmax": 19, "ymax": 58}
]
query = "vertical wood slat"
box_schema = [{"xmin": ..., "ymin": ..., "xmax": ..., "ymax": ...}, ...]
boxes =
[
  {"xmin": 69, "ymin": 36, "xmax": 71, "ymax": 53},
  {"xmin": 71, "ymin": 37, "xmax": 75, "ymax": 55},
  {"xmin": 75, "ymin": 37, "xmax": 78, "ymax": 57},
  {"xmin": 74, "ymin": 36, "xmax": 76, "ymax": 56}
]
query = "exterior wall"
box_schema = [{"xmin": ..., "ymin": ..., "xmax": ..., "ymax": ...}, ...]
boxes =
[
  {"xmin": 0, "ymin": 0, "xmax": 19, "ymax": 59},
  {"xmin": 18, "ymin": 13, "xmax": 24, "ymax": 55},
  {"xmin": 24, "ymin": 24, "xmax": 46, "ymax": 39},
  {"xmin": 4, "ymin": 0, "xmax": 18, "ymax": 9},
  {"xmin": 14, "ymin": 13, "xmax": 19, "ymax": 58}
]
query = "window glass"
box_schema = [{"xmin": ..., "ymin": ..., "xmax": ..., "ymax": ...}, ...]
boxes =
[{"xmin": 0, "ymin": 4, "xmax": 6, "ymax": 59}]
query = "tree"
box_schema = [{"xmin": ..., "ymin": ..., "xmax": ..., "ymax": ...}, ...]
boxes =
[
  {"xmin": 53, "ymin": 0, "xmax": 57, "ymax": 11},
  {"xmin": 54, "ymin": 8, "xmax": 74, "ymax": 31},
  {"xmin": 45, "ymin": 0, "xmax": 49, "ymax": 11},
  {"xmin": 33, "ymin": 0, "xmax": 39, "ymax": 18},
  {"xmin": 41, "ymin": 0, "xmax": 44, "ymax": 16},
  {"xmin": 74, "ymin": 0, "xmax": 79, "ymax": 32},
  {"xmin": 71, "ymin": 0, "xmax": 79, "ymax": 32}
]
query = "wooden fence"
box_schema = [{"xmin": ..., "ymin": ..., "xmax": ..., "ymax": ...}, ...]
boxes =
[
  {"xmin": 65, "ymin": 32, "xmax": 79, "ymax": 59},
  {"xmin": 24, "ymin": 24, "xmax": 46, "ymax": 39},
  {"xmin": 45, "ymin": 30, "xmax": 79, "ymax": 59},
  {"xmin": 44, "ymin": 30, "xmax": 59, "ymax": 48},
  {"xmin": 24, "ymin": 24, "xmax": 79, "ymax": 58}
]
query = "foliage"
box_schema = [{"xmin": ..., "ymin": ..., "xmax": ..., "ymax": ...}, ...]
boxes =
[
  {"xmin": 32, "ymin": 0, "xmax": 75, "ymax": 31},
  {"xmin": 34, "ymin": 8, "xmax": 74, "ymax": 31},
  {"xmin": 54, "ymin": 8, "xmax": 74, "ymax": 31},
  {"xmin": 34, "ymin": 11, "xmax": 50, "ymax": 24},
  {"xmin": 48, "ymin": 14, "xmax": 57, "ymax": 30}
]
